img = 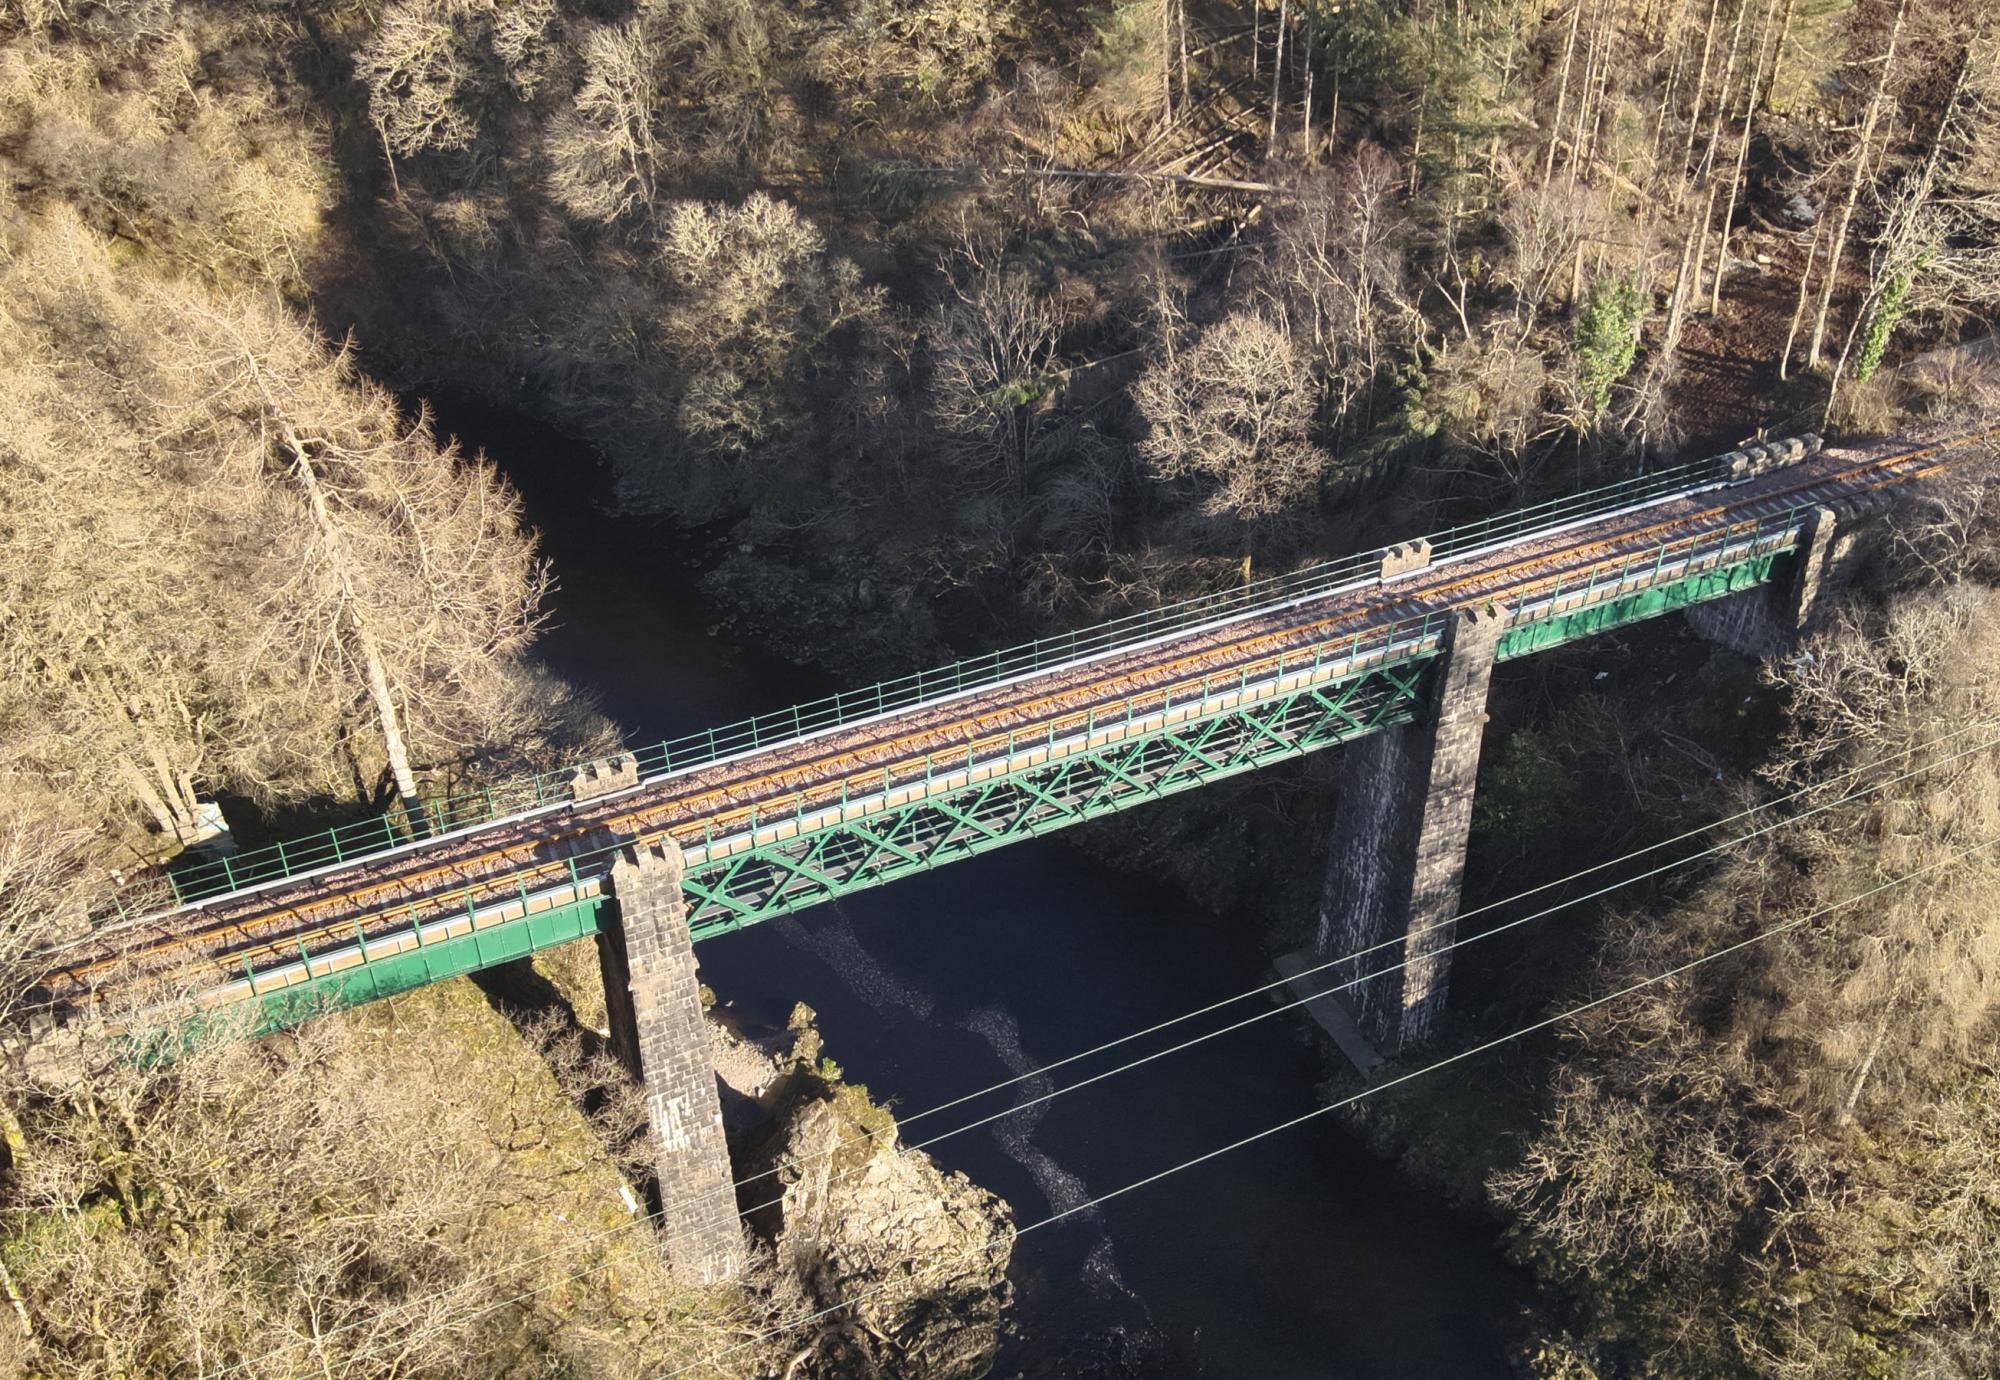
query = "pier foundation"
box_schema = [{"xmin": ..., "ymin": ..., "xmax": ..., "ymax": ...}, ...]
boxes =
[
  {"xmin": 1295, "ymin": 604, "xmax": 1508, "ymax": 1058},
  {"xmin": 600, "ymin": 841, "xmax": 747, "ymax": 1284}
]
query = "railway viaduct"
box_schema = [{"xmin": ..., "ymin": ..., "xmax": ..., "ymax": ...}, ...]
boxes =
[{"xmin": 31, "ymin": 427, "xmax": 1987, "ymax": 1281}]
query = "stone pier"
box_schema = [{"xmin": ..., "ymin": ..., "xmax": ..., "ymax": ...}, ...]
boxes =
[
  {"xmin": 1686, "ymin": 504, "xmax": 1840, "ymax": 658},
  {"xmin": 1291, "ymin": 603, "xmax": 1508, "ymax": 1059},
  {"xmin": 600, "ymin": 841, "xmax": 747, "ymax": 1284}
]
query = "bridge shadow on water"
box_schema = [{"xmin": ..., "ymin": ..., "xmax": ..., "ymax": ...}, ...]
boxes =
[{"xmin": 427, "ymin": 389, "xmax": 1532, "ymax": 1380}]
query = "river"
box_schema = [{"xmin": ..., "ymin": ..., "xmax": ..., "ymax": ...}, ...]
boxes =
[{"xmin": 433, "ymin": 394, "xmax": 1529, "ymax": 1378}]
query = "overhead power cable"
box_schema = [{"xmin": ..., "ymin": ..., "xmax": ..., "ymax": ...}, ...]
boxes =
[
  {"xmin": 654, "ymin": 822, "xmax": 2000, "ymax": 1378},
  {"xmin": 202, "ymin": 718, "xmax": 2000, "ymax": 1379}
]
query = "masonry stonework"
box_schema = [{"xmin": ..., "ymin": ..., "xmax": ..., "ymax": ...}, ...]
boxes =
[
  {"xmin": 1314, "ymin": 603, "xmax": 1507, "ymax": 1053},
  {"xmin": 601, "ymin": 841, "xmax": 747, "ymax": 1284},
  {"xmin": 571, "ymin": 753, "xmax": 640, "ymax": 802},
  {"xmin": 1685, "ymin": 505, "xmax": 1840, "ymax": 658}
]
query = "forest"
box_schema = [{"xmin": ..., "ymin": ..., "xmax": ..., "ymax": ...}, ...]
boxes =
[{"xmin": 0, "ymin": 0, "xmax": 1996, "ymax": 1375}]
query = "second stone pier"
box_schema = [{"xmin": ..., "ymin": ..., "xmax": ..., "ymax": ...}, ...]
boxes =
[
  {"xmin": 600, "ymin": 840, "xmax": 748, "ymax": 1284},
  {"xmin": 1302, "ymin": 603, "xmax": 1508, "ymax": 1057}
]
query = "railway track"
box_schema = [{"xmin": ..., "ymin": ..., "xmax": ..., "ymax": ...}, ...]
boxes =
[{"xmin": 36, "ymin": 427, "xmax": 1997, "ymax": 1011}]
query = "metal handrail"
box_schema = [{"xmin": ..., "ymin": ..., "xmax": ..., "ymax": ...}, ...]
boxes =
[
  {"xmin": 119, "ymin": 503, "xmax": 1818, "ymax": 989},
  {"xmin": 131, "ymin": 449, "xmax": 1760, "ymax": 913}
]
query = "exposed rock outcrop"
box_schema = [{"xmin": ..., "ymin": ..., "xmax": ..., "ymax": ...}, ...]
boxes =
[{"xmin": 728, "ymin": 1008, "xmax": 1012, "ymax": 1379}]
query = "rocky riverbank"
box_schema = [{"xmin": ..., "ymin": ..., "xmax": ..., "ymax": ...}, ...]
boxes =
[{"xmin": 528, "ymin": 941, "xmax": 1015, "ymax": 1380}]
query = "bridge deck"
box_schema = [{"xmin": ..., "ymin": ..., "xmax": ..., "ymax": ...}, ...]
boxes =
[{"xmin": 41, "ymin": 430, "xmax": 1986, "ymax": 1018}]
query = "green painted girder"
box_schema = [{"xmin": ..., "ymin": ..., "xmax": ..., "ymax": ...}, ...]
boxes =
[
  {"xmin": 207, "ymin": 524, "xmax": 1805, "ymax": 1032},
  {"xmin": 677, "ymin": 661, "xmax": 1432, "ymax": 935},
  {"xmin": 222, "ymin": 894, "xmax": 609, "ymax": 1039},
  {"xmin": 1496, "ymin": 549, "xmax": 1791, "ymax": 661}
]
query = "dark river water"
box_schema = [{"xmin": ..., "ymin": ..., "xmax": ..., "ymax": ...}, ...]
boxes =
[{"xmin": 432, "ymin": 395, "xmax": 1529, "ymax": 1378}]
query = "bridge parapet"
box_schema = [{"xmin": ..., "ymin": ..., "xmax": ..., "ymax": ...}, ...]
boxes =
[
  {"xmin": 571, "ymin": 753, "xmax": 639, "ymax": 802},
  {"xmin": 1725, "ymin": 433, "xmax": 1823, "ymax": 482},
  {"xmin": 53, "ymin": 497, "xmax": 1833, "ymax": 1044},
  {"xmin": 1378, "ymin": 539, "xmax": 1433, "ymax": 580},
  {"xmin": 69, "ymin": 426, "xmax": 1964, "ymax": 1048},
  {"xmin": 109, "ymin": 440, "xmax": 1794, "ymax": 922}
]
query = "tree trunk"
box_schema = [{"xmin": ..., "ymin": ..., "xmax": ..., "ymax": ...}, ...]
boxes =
[
  {"xmin": 1269, "ymin": 0, "xmax": 1289, "ymax": 150},
  {"xmin": 1712, "ymin": 0, "xmax": 1781, "ymax": 313},
  {"xmin": 1179, "ymin": 0, "xmax": 1190, "ymax": 112},
  {"xmin": 283, "ymin": 430, "xmax": 423, "ymax": 822},
  {"xmin": 1680, "ymin": 0, "xmax": 1725, "ymax": 175},
  {"xmin": 1648, "ymin": 0, "xmax": 1694, "ymax": 185},
  {"xmin": 1807, "ymin": 0, "xmax": 1909, "ymax": 370},
  {"xmin": 1546, "ymin": 0, "xmax": 1585, "ymax": 182},
  {"xmin": 1301, "ymin": 18, "xmax": 1315, "ymax": 160},
  {"xmin": 1760, "ymin": 0, "xmax": 1796, "ymax": 105},
  {"xmin": 1779, "ymin": 213, "xmax": 1826, "ymax": 379},
  {"xmin": 1686, "ymin": 0, "xmax": 1748, "ymax": 307}
]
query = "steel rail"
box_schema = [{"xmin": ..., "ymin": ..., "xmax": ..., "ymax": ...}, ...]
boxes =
[
  {"xmin": 43, "ymin": 428, "xmax": 1997, "ymax": 1002},
  {"xmin": 34, "ymin": 446, "xmax": 1943, "ymax": 988},
  {"xmin": 131, "ymin": 451, "xmax": 1745, "ymax": 913}
]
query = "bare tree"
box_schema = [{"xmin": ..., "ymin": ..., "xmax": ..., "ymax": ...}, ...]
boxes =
[
  {"xmin": 1803, "ymin": 0, "xmax": 1910, "ymax": 372},
  {"xmin": 1263, "ymin": 150, "xmax": 1419, "ymax": 431},
  {"xmin": 1135, "ymin": 309, "xmax": 1330, "ymax": 530},
  {"xmin": 0, "ymin": 215, "xmax": 560, "ymax": 844},
  {"xmin": 545, "ymin": 18, "xmax": 663, "ymax": 226},
  {"xmin": 928, "ymin": 256, "xmax": 1067, "ymax": 503}
]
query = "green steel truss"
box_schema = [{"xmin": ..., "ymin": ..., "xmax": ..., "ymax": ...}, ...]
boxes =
[
  {"xmin": 1495, "ymin": 549, "xmax": 1788, "ymax": 660},
  {"xmin": 221, "ymin": 522, "xmax": 1806, "ymax": 1034},
  {"xmin": 679, "ymin": 659, "xmax": 1430, "ymax": 936}
]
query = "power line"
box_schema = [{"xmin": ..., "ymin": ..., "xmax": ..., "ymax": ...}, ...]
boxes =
[
  {"xmin": 204, "ymin": 720, "xmax": 2000, "ymax": 1377},
  {"xmin": 656, "ymin": 822, "xmax": 2000, "ymax": 1378}
]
